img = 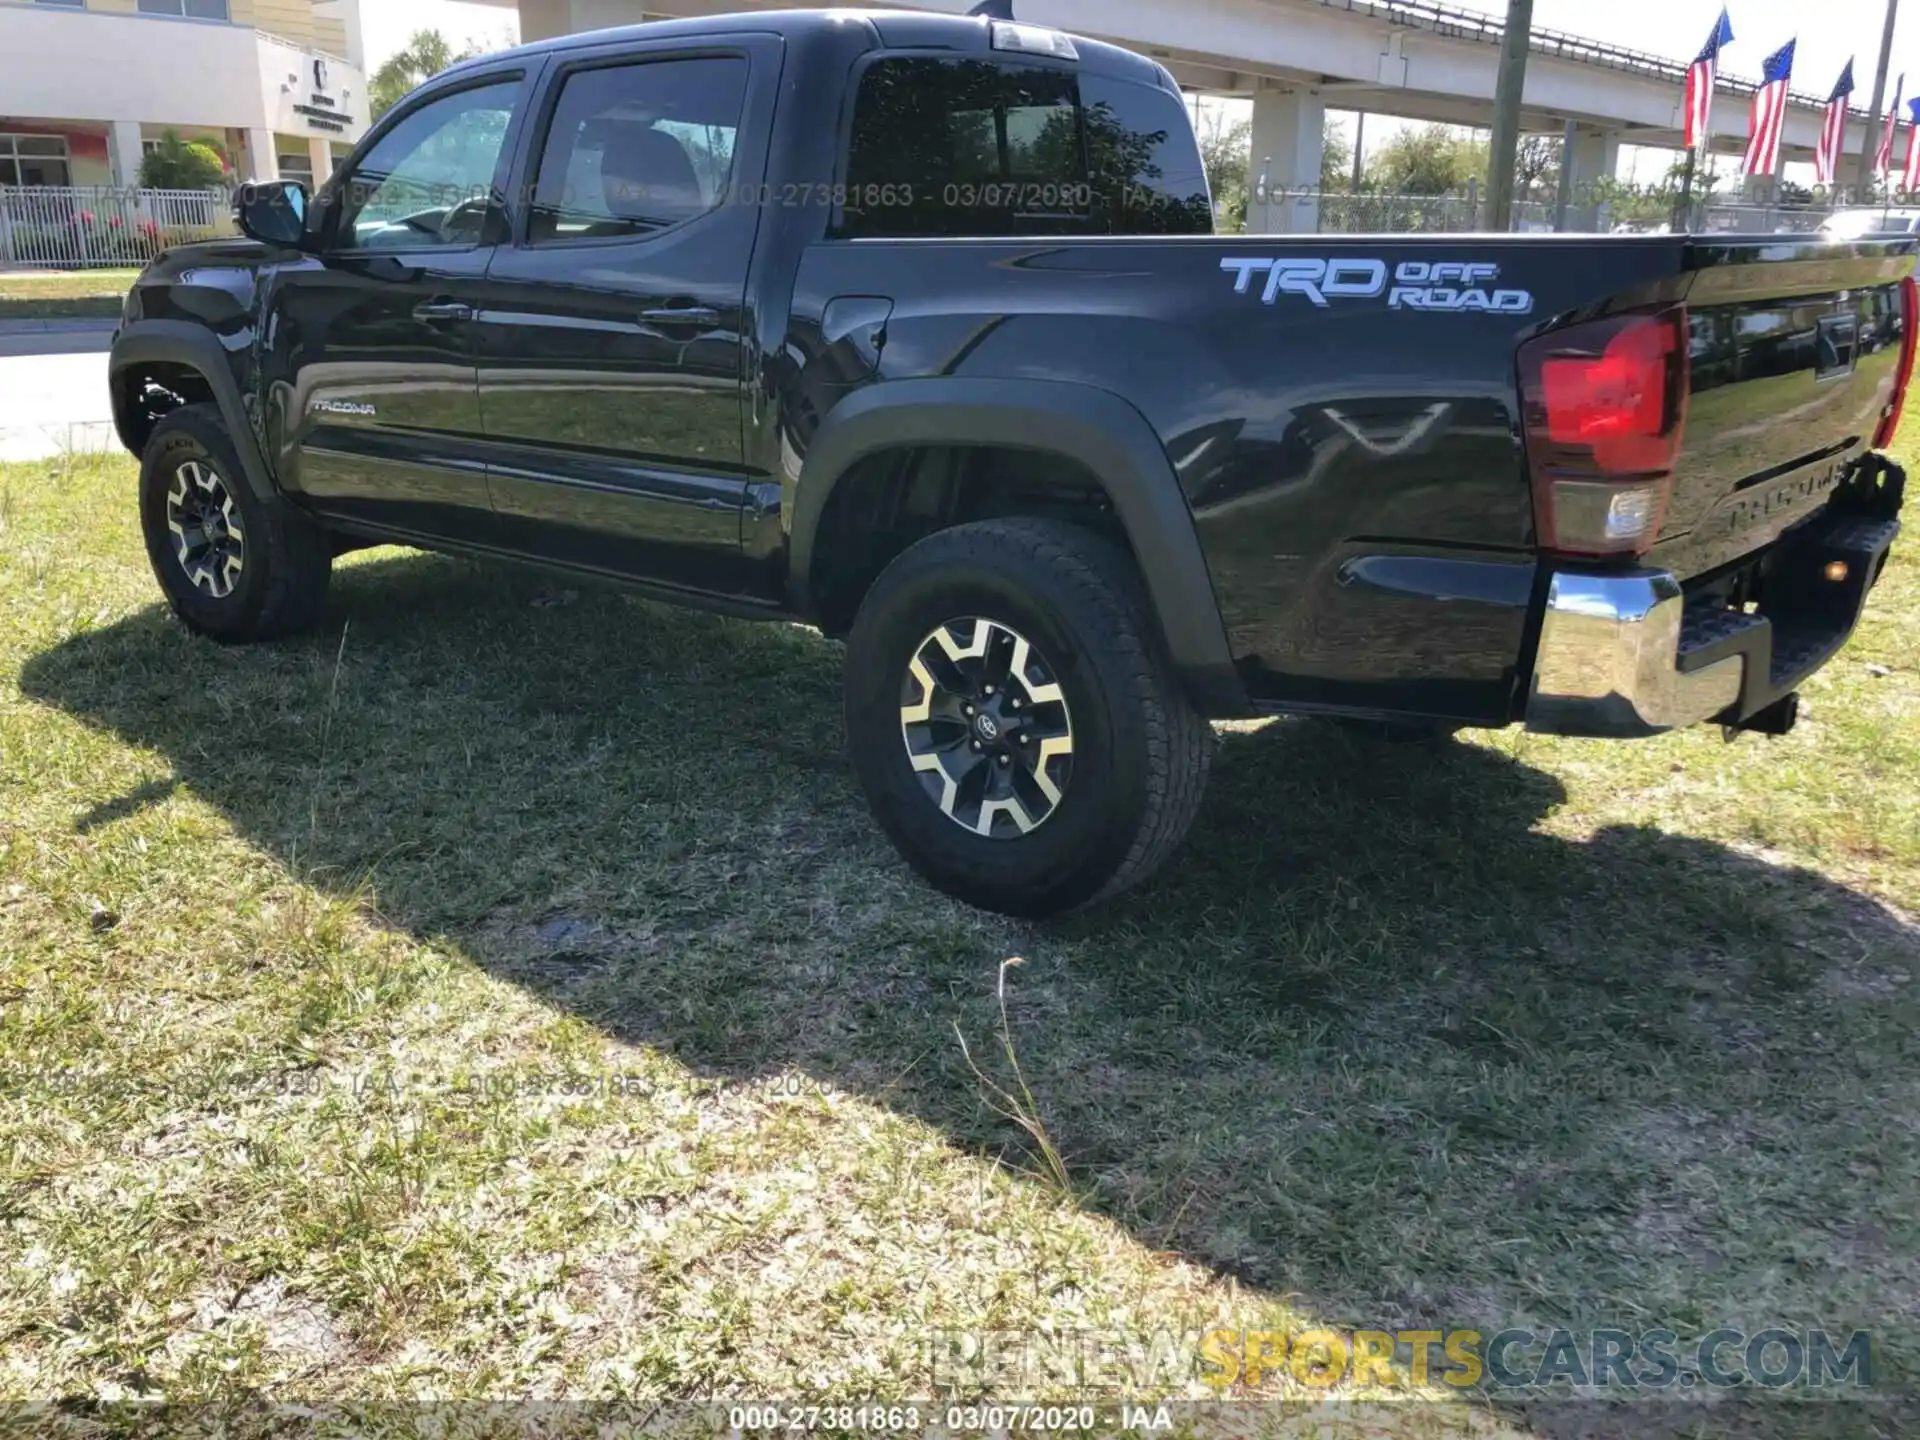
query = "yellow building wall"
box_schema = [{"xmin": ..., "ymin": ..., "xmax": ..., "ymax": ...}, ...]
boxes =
[
  {"xmin": 243, "ymin": 0, "xmax": 314, "ymax": 49},
  {"xmin": 0, "ymin": 0, "xmax": 323, "ymax": 43},
  {"xmin": 312, "ymin": 15, "xmax": 347, "ymax": 57}
]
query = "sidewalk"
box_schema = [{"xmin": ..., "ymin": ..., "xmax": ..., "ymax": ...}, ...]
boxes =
[{"xmin": 0, "ymin": 319, "xmax": 118, "ymax": 461}]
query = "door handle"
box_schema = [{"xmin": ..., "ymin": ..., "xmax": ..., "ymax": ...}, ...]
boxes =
[
  {"xmin": 413, "ymin": 301, "xmax": 475, "ymax": 323},
  {"xmin": 640, "ymin": 306, "xmax": 721, "ymax": 328}
]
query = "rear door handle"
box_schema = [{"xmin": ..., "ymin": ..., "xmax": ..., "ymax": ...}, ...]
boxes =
[
  {"xmin": 640, "ymin": 306, "xmax": 721, "ymax": 328},
  {"xmin": 413, "ymin": 301, "xmax": 475, "ymax": 323}
]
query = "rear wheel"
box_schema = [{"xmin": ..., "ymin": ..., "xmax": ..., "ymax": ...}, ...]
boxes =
[
  {"xmin": 845, "ymin": 518, "xmax": 1212, "ymax": 917},
  {"xmin": 138, "ymin": 403, "xmax": 331, "ymax": 643}
]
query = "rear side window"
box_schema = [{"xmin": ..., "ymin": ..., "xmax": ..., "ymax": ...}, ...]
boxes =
[
  {"xmin": 838, "ymin": 57, "xmax": 1212, "ymax": 238},
  {"xmin": 528, "ymin": 56, "xmax": 748, "ymax": 244}
]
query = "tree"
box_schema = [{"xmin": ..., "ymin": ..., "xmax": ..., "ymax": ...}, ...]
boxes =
[
  {"xmin": 1321, "ymin": 118, "xmax": 1354, "ymax": 192},
  {"xmin": 1365, "ymin": 123, "xmax": 1487, "ymax": 195},
  {"xmin": 372, "ymin": 30, "xmax": 484, "ymax": 119},
  {"xmin": 1513, "ymin": 134, "xmax": 1560, "ymax": 202},
  {"xmin": 1195, "ymin": 108, "xmax": 1251, "ymax": 231},
  {"xmin": 139, "ymin": 130, "xmax": 229, "ymax": 190}
]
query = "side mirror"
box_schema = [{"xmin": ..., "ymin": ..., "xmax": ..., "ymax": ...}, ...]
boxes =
[{"xmin": 235, "ymin": 180, "xmax": 311, "ymax": 248}]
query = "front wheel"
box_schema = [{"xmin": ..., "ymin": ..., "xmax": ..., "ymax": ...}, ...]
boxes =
[
  {"xmin": 138, "ymin": 403, "xmax": 331, "ymax": 643},
  {"xmin": 844, "ymin": 518, "xmax": 1212, "ymax": 917}
]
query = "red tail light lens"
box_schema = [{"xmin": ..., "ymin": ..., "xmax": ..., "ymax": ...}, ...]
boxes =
[
  {"xmin": 1873, "ymin": 274, "xmax": 1918, "ymax": 450},
  {"xmin": 1518, "ymin": 306, "xmax": 1691, "ymax": 558}
]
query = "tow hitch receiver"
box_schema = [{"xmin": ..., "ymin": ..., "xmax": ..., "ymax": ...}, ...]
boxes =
[{"xmin": 1723, "ymin": 692, "xmax": 1800, "ymax": 741}]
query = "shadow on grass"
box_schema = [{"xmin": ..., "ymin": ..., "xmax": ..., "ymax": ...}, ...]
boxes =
[{"xmin": 19, "ymin": 549, "xmax": 1920, "ymax": 1432}]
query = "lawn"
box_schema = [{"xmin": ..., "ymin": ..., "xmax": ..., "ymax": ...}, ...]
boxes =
[
  {"xmin": 3, "ymin": 439, "xmax": 1919, "ymax": 1436},
  {"xmin": 0, "ymin": 269, "xmax": 137, "ymax": 323}
]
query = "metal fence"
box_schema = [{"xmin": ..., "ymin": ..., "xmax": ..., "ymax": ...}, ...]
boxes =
[
  {"xmin": 1242, "ymin": 185, "xmax": 1841, "ymax": 237},
  {"xmin": 0, "ymin": 185, "xmax": 234, "ymax": 270}
]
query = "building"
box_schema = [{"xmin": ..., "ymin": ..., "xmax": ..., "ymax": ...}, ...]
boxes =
[{"xmin": 0, "ymin": 0, "xmax": 371, "ymax": 191}]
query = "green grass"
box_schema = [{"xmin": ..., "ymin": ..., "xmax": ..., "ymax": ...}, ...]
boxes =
[
  {"xmin": 0, "ymin": 270, "xmax": 137, "ymax": 323},
  {"xmin": 3, "ymin": 440, "xmax": 1920, "ymax": 1432}
]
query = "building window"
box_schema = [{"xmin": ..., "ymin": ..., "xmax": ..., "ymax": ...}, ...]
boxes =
[
  {"xmin": 136, "ymin": 0, "xmax": 232, "ymax": 18},
  {"xmin": 34, "ymin": 0, "xmax": 87, "ymax": 9},
  {"xmin": 278, "ymin": 153, "xmax": 315, "ymax": 187},
  {"xmin": 0, "ymin": 135, "xmax": 73, "ymax": 188}
]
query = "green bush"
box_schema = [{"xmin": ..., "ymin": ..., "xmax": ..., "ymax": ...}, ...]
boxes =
[{"xmin": 138, "ymin": 131, "xmax": 229, "ymax": 191}]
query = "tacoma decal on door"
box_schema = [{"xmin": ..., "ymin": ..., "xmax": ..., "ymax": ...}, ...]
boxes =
[{"xmin": 1221, "ymin": 257, "xmax": 1534, "ymax": 315}]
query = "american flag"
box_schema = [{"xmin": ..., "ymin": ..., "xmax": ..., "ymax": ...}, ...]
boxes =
[
  {"xmin": 1685, "ymin": 9, "xmax": 1736, "ymax": 152},
  {"xmin": 1815, "ymin": 61, "xmax": 1855, "ymax": 186},
  {"xmin": 1743, "ymin": 39, "xmax": 1797, "ymax": 177},
  {"xmin": 1877, "ymin": 75, "xmax": 1906, "ymax": 178},
  {"xmin": 1904, "ymin": 96, "xmax": 1920, "ymax": 192}
]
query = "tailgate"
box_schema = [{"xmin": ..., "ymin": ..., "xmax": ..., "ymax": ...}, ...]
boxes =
[{"xmin": 1649, "ymin": 239, "xmax": 1915, "ymax": 580}]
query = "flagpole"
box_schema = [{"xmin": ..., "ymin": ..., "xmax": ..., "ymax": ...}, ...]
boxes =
[{"xmin": 1857, "ymin": 0, "xmax": 1902, "ymax": 200}]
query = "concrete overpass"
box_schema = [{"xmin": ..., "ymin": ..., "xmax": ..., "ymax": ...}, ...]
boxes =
[{"xmin": 482, "ymin": 0, "xmax": 1881, "ymax": 228}]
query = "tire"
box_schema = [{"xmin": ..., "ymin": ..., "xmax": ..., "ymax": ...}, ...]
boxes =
[
  {"xmin": 138, "ymin": 403, "xmax": 331, "ymax": 643},
  {"xmin": 844, "ymin": 517, "xmax": 1213, "ymax": 918}
]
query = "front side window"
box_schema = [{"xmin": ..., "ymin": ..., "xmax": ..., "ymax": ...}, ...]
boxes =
[
  {"xmin": 839, "ymin": 57, "xmax": 1211, "ymax": 239},
  {"xmin": 335, "ymin": 81, "xmax": 518, "ymax": 251},
  {"xmin": 528, "ymin": 56, "xmax": 748, "ymax": 244}
]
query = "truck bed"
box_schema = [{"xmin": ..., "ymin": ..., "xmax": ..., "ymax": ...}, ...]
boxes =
[{"xmin": 792, "ymin": 232, "xmax": 1914, "ymax": 723}]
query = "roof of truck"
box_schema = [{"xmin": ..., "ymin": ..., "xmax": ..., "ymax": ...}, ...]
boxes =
[{"xmin": 443, "ymin": 7, "xmax": 1177, "ymax": 92}]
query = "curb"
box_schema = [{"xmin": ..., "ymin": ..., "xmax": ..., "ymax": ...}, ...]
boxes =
[{"xmin": 0, "ymin": 318, "xmax": 119, "ymax": 336}]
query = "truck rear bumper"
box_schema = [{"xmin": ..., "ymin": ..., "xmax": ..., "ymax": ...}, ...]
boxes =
[{"xmin": 1526, "ymin": 508, "xmax": 1902, "ymax": 739}]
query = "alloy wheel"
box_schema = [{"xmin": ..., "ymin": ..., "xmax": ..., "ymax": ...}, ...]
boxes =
[
  {"xmin": 165, "ymin": 460, "xmax": 246, "ymax": 600},
  {"xmin": 899, "ymin": 617, "xmax": 1075, "ymax": 838}
]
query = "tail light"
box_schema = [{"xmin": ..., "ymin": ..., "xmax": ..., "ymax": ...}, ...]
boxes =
[
  {"xmin": 1517, "ymin": 305, "xmax": 1690, "ymax": 558},
  {"xmin": 1873, "ymin": 274, "xmax": 1918, "ymax": 450}
]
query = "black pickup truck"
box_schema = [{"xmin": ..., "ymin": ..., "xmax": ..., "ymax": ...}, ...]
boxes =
[{"xmin": 109, "ymin": 7, "xmax": 1913, "ymax": 917}]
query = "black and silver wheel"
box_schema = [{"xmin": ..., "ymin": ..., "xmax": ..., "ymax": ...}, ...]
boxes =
[
  {"xmin": 901, "ymin": 617, "xmax": 1075, "ymax": 838},
  {"xmin": 847, "ymin": 517, "xmax": 1213, "ymax": 918},
  {"xmin": 139, "ymin": 402, "xmax": 332, "ymax": 643},
  {"xmin": 164, "ymin": 459, "xmax": 247, "ymax": 600}
]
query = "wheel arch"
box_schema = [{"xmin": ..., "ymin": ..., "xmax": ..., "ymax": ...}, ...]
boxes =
[
  {"xmin": 110, "ymin": 321, "xmax": 276, "ymax": 502},
  {"xmin": 792, "ymin": 378, "xmax": 1249, "ymax": 717}
]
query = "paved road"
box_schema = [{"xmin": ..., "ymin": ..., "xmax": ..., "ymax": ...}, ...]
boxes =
[{"xmin": 0, "ymin": 321, "xmax": 118, "ymax": 462}]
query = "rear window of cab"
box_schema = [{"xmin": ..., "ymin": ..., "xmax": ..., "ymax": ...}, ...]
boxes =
[{"xmin": 837, "ymin": 56, "xmax": 1213, "ymax": 239}]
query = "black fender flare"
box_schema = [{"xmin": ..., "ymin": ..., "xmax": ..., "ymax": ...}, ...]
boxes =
[
  {"xmin": 109, "ymin": 320, "xmax": 277, "ymax": 502},
  {"xmin": 792, "ymin": 377, "xmax": 1249, "ymax": 716}
]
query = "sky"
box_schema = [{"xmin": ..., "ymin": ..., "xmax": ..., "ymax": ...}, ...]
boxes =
[{"xmin": 359, "ymin": 0, "xmax": 520, "ymax": 72}]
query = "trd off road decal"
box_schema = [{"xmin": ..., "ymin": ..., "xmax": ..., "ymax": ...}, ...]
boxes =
[{"xmin": 1221, "ymin": 257, "xmax": 1535, "ymax": 314}]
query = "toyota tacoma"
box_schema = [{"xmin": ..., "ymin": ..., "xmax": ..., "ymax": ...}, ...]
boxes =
[{"xmin": 108, "ymin": 7, "xmax": 1914, "ymax": 916}]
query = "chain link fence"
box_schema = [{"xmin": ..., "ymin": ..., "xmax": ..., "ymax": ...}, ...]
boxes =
[{"xmin": 0, "ymin": 186, "xmax": 234, "ymax": 271}]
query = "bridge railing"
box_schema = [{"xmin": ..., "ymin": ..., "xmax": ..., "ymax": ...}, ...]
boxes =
[{"xmin": 1317, "ymin": 0, "xmax": 1864, "ymax": 118}]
